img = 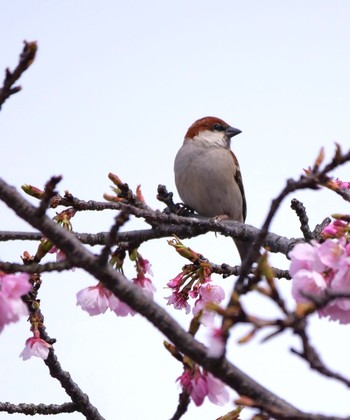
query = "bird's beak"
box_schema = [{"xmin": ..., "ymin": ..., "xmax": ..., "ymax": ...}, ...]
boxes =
[{"xmin": 226, "ymin": 126, "xmax": 242, "ymax": 138}]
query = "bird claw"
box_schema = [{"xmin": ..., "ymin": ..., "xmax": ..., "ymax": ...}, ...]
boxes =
[{"xmin": 213, "ymin": 215, "xmax": 230, "ymax": 222}]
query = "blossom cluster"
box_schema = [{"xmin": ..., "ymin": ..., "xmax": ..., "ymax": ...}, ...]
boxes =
[
  {"xmin": 165, "ymin": 272, "xmax": 225, "ymax": 326},
  {"xmin": 289, "ymin": 219, "xmax": 350, "ymax": 323},
  {"xmin": 165, "ymin": 237, "xmax": 225, "ymax": 325},
  {"xmin": 0, "ymin": 272, "xmax": 31, "ymax": 333},
  {"xmin": 177, "ymin": 366, "xmax": 229, "ymax": 406},
  {"xmin": 76, "ymin": 254, "xmax": 155, "ymax": 317}
]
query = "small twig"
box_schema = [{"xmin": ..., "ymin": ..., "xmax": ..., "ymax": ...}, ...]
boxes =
[
  {"xmin": 0, "ymin": 259, "xmax": 73, "ymax": 274},
  {"xmin": 292, "ymin": 322, "xmax": 350, "ymax": 388},
  {"xmin": 44, "ymin": 350, "xmax": 105, "ymax": 420},
  {"xmin": 157, "ymin": 184, "xmax": 179, "ymax": 214},
  {"xmin": 290, "ymin": 198, "xmax": 314, "ymax": 240},
  {"xmin": 313, "ymin": 217, "xmax": 331, "ymax": 239},
  {"xmin": 0, "ymin": 41, "xmax": 37, "ymax": 110},
  {"xmin": 98, "ymin": 210, "xmax": 130, "ymax": 265},
  {"xmin": 0, "ymin": 402, "xmax": 76, "ymax": 415},
  {"xmin": 169, "ymin": 391, "xmax": 191, "ymax": 420},
  {"xmin": 211, "ymin": 263, "xmax": 290, "ymax": 280},
  {"xmin": 36, "ymin": 176, "xmax": 63, "ymax": 217}
]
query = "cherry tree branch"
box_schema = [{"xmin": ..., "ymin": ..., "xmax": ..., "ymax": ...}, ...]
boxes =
[
  {"xmin": 0, "ymin": 177, "xmax": 331, "ymax": 420},
  {"xmin": 0, "ymin": 209, "xmax": 295, "ymax": 255},
  {"xmin": 44, "ymin": 350, "xmax": 105, "ymax": 420}
]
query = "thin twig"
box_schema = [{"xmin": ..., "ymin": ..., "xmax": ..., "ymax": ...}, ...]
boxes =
[{"xmin": 0, "ymin": 41, "xmax": 37, "ymax": 109}]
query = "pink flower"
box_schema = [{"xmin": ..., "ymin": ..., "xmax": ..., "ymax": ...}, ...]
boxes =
[
  {"xmin": 167, "ymin": 272, "xmax": 185, "ymax": 289},
  {"xmin": 0, "ymin": 272, "xmax": 31, "ymax": 298},
  {"xmin": 188, "ymin": 282, "xmax": 201, "ymax": 299},
  {"xmin": 206, "ymin": 373, "xmax": 229, "ymax": 405},
  {"xmin": 318, "ymin": 239, "xmax": 348, "ymax": 270},
  {"xmin": 165, "ymin": 290, "xmax": 191, "ymax": 314},
  {"xmin": 76, "ymin": 284, "xmax": 110, "ymax": 316},
  {"xmin": 76, "ymin": 281, "xmax": 147, "ymax": 318},
  {"xmin": 322, "ymin": 220, "xmax": 348, "ymax": 238},
  {"xmin": 177, "ymin": 368, "xmax": 229, "ymax": 407},
  {"xmin": 133, "ymin": 275, "xmax": 156, "ymax": 298},
  {"xmin": 190, "ymin": 370, "xmax": 208, "ymax": 406},
  {"xmin": 177, "ymin": 369, "xmax": 207, "ymax": 406},
  {"xmin": 19, "ymin": 331, "xmax": 52, "ymax": 360},
  {"xmin": 49, "ymin": 245, "xmax": 65, "ymax": 261},
  {"xmin": 207, "ymin": 328, "xmax": 225, "ymax": 358},
  {"xmin": 319, "ymin": 299, "xmax": 350, "ymax": 323},
  {"xmin": 193, "ymin": 283, "xmax": 225, "ymax": 326},
  {"xmin": 138, "ymin": 256, "xmax": 153, "ymax": 276},
  {"xmin": 0, "ymin": 273, "xmax": 31, "ymax": 332},
  {"xmin": 108, "ymin": 293, "xmax": 135, "ymax": 317},
  {"xmin": 291, "ymin": 270, "xmax": 327, "ymax": 302},
  {"xmin": 289, "ymin": 240, "xmax": 350, "ymax": 324},
  {"xmin": 199, "ymin": 283, "xmax": 225, "ymax": 303},
  {"xmin": 178, "ymin": 369, "xmax": 192, "ymax": 390},
  {"xmin": 49, "ymin": 246, "xmax": 76, "ymax": 270},
  {"xmin": 289, "ymin": 242, "xmax": 325, "ymax": 276}
]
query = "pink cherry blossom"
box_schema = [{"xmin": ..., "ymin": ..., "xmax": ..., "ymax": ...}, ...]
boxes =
[
  {"xmin": 0, "ymin": 273, "xmax": 31, "ymax": 332},
  {"xmin": 19, "ymin": 331, "xmax": 52, "ymax": 360},
  {"xmin": 206, "ymin": 373, "xmax": 229, "ymax": 405},
  {"xmin": 207, "ymin": 327, "xmax": 225, "ymax": 358},
  {"xmin": 193, "ymin": 283, "xmax": 225, "ymax": 326},
  {"xmin": 0, "ymin": 272, "xmax": 31, "ymax": 298},
  {"xmin": 289, "ymin": 240, "xmax": 350, "ymax": 324},
  {"xmin": 291, "ymin": 270, "xmax": 328, "ymax": 303},
  {"xmin": 167, "ymin": 272, "xmax": 186, "ymax": 289},
  {"xmin": 76, "ymin": 283, "xmax": 136, "ymax": 317},
  {"xmin": 49, "ymin": 245, "xmax": 64, "ymax": 261},
  {"xmin": 322, "ymin": 220, "xmax": 348, "ymax": 238},
  {"xmin": 138, "ymin": 256, "xmax": 153, "ymax": 276},
  {"xmin": 165, "ymin": 290, "xmax": 190, "ymax": 314},
  {"xmin": 318, "ymin": 239, "xmax": 348, "ymax": 270},
  {"xmin": 133, "ymin": 275, "xmax": 156, "ymax": 298},
  {"xmin": 76, "ymin": 284, "xmax": 110, "ymax": 316},
  {"xmin": 108, "ymin": 293, "xmax": 135, "ymax": 317},
  {"xmin": 177, "ymin": 369, "xmax": 192, "ymax": 389},
  {"xmin": 76, "ymin": 277, "xmax": 156, "ymax": 318},
  {"xmin": 190, "ymin": 370, "xmax": 208, "ymax": 406},
  {"xmin": 177, "ymin": 368, "xmax": 229, "ymax": 407},
  {"xmin": 199, "ymin": 283, "xmax": 225, "ymax": 303},
  {"xmin": 289, "ymin": 241, "xmax": 325, "ymax": 276},
  {"xmin": 177, "ymin": 369, "xmax": 207, "ymax": 406},
  {"xmin": 188, "ymin": 282, "xmax": 201, "ymax": 299},
  {"xmin": 319, "ymin": 299, "xmax": 350, "ymax": 323}
]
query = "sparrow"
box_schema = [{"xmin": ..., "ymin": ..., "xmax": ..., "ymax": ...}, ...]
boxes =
[{"xmin": 174, "ymin": 116, "xmax": 248, "ymax": 260}]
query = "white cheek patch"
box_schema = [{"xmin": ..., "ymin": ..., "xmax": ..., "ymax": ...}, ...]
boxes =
[{"xmin": 194, "ymin": 130, "xmax": 227, "ymax": 147}]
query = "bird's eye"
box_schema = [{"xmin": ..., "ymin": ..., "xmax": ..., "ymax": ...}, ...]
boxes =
[{"xmin": 212, "ymin": 123, "xmax": 225, "ymax": 131}]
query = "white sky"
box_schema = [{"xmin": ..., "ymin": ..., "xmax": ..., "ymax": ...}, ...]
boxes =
[{"xmin": 1, "ymin": 1, "xmax": 350, "ymax": 419}]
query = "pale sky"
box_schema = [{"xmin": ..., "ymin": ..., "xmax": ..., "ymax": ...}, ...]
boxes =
[{"xmin": 1, "ymin": 2, "xmax": 350, "ymax": 419}]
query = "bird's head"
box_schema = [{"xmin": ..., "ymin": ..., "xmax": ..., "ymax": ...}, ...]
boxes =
[{"xmin": 184, "ymin": 116, "xmax": 241, "ymax": 147}]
